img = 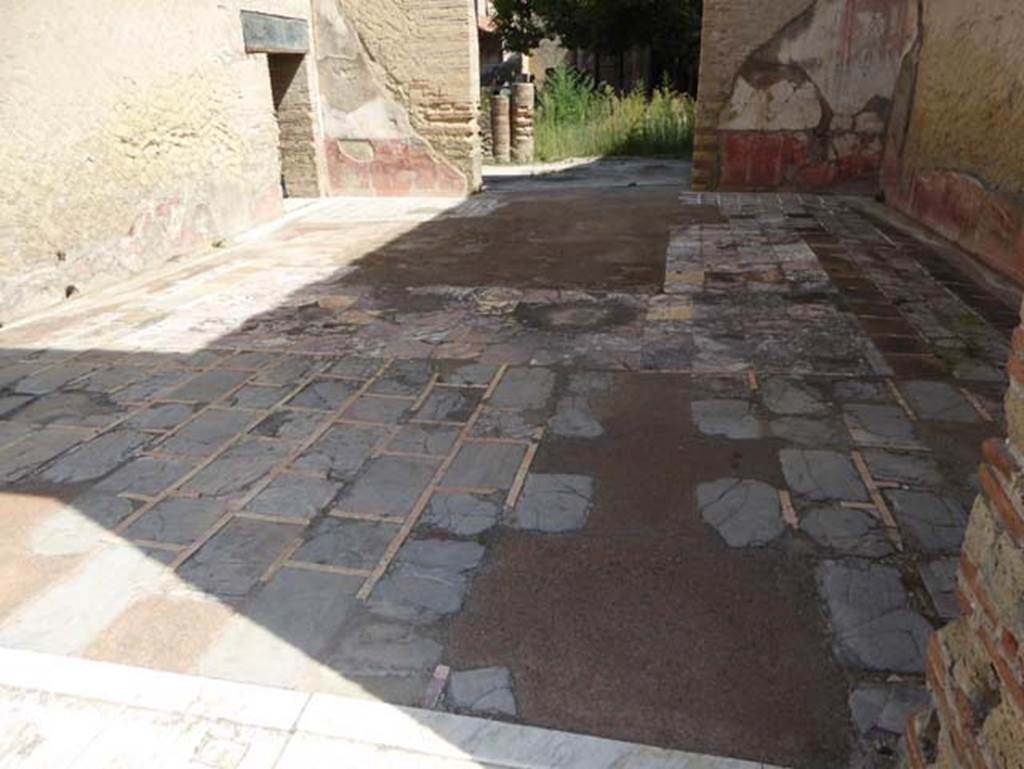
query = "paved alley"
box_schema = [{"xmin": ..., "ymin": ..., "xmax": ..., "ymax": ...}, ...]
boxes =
[{"xmin": 0, "ymin": 159, "xmax": 1016, "ymax": 769}]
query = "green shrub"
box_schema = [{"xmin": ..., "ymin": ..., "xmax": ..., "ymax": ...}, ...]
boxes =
[{"xmin": 533, "ymin": 66, "xmax": 695, "ymax": 162}]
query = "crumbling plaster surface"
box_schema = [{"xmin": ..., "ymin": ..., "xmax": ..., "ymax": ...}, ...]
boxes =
[
  {"xmin": 0, "ymin": 0, "xmax": 313, "ymax": 325},
  {"xmin": 314, "ymin": 0, "xmax": 473, "ymax": 196},
  {"xmin": 321, "ymin": 0, "xmax": 482, "ymax": 194},
  {"xmin": 882, "ymin": 0, "xmax": 1024, "ymax": 284},
  {"xmin": 699, "ymin": 0, "xmax": 917, "ymax": 190}
]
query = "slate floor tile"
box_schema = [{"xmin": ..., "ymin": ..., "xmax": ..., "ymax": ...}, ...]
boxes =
[
  {"xmin": 817, "ymin": 559, "xmax": 932, "ymax": 673},
  {"xmin": 292, "ymin": 517, "xmax": 400, "ymax": 571},
  {"xmin": 336, "ymin": 455, "xmax": 439, "ymax": 515},
  {"xmin": 343, "ymin": 395, "xmax": 412, "ymax": 424},
  {"xmin": 246, "ymin": 474, "xmax": 340, "ymax": 520},
  {"xmin": 286, "ymin": 379, "xmax": 360, "ymax": 411},
  {"xmin": 291, "ymin": 424, "xmax": 387, "ymax": 481},
  {"xmin": 692, "ymin": 400, "xmax": 763, "ymax": 439},
  {"xmin": 696, "ymin": 477, "xmax": 783, "ymax": 547},
  {"xmin": 442, "ymin": 441, "xmax": 526, "ymax": 490},
  {"xmin": 181, "ymin": 438, "xmax": 292, "ymax": 499},
  {"xmin": 163, "ymin": 370, "xmax": 250, "ymax": 403},
  {"xmin": 161, "ymin": 408, "xmax": 253, "ymax": 456},
  {"xmin": 124, "ymin": 497, "xmax": 228, "ymax": 546},
  {"xmin": 251, "ymin": 409, "xmax": 324, "ymax": 440},
  {"xmin": 780, "ymin": 449, "xmax": 869, "ymax": 502},
  {"xmin": 387, "ymin": 423, "xmax": 461, "ymax": 456},
  {"xmin": 177, "ymin": 517, "xmax": 297, "ymax": 598},
  {"xmin": 509, "ymin": 473, "xmax": 594, "ymax": 532},
  {"xmin": 900, "ymin": 380, "xmax": 979, "ymax": 422}
]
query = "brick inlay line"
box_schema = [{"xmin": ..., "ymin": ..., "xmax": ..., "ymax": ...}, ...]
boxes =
[
  {"xmin": 850, "ymin": 450, "xmax": 904, "ymax": 551},
  {"xmin": 355, "ymin": 364, "xmax": 510, "ymax": 601},
  {"xmin": 959, "ymin": 386, "xmax": 994, "ymax": 423}
]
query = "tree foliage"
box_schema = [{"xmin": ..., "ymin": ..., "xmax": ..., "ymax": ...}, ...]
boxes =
[{"xmin": 492, "ymin": 0, "xmax": 702, "ymax": 91}]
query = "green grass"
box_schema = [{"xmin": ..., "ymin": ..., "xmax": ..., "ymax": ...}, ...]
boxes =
[{"xmin": 534, "ymin": 66, "xmax": 695, "ymax": 162}]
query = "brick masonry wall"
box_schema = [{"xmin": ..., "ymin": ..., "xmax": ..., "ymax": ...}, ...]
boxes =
[
  {"xmin": 693, "ymin": 0, "xmax": 916, "ymax": 193},
  {"xmin": 882, "ymin": 0, "xmax": 1024, "ymax": 286},
  {"xmin": 904, "ymin": 320, "xmax": 1024, "ymax": 768},
  {"xmin": 315, "ymin": 0, "xmax": 481, "ymax": 197}
]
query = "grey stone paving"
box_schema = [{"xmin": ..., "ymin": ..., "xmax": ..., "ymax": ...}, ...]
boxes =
[
  {"xmin": 246, "ymin": 474, "xmax": 340, "ymax": 520},
  {"xmin": 844, "ymin": 404, "xmax": 921, "ymax": 447},
  {"xmin": 37, "ymin": 429, "xmax": 151, "ymax": 484},
  {"xmin": 422, "ymin": 491, "xmax": 502, "ymax": 535},
  {"xmin": 177, "ymin": 517, "xmax": 297, "ymax": 598},
  {"xmin": 93, "ymin": 456, "xmax": 195, "ymax": 496},
  {"xmin": 291, "ymin": 424, "xmax": 386, "ymax": 480},
  {"xmin": 161, "ymin": 408, "xmax": 253, "ymax": 456},
  {"xmin": 901, "ymin": 380, "xmax": 978, "ymax": 422},
  {"xmin": 691, "ymin": 400, "xmax": 763, "ymax": 440},
  {"xmin": 800, "ymin": 506, "xmax": 892, "ymax": 557},
  {"xmin": 920, "ymin": 558, "xmax": 960, "ymax": 620},
  {"xmin": 442, "ymin": 442, "xmax": 525, "ymax": 490},
  {"xmin": 779, "ymin": 449, "xmax": 868, "ymax": 502},
  {"xmin": 123, "ymin": 497, "xmax": 228, "ymax": 546},
  {"xmin": 761, "ymin": 378, "xmax": 827, "ymax": 416},
  {"xmin": 448, "ymin": 667, "xmax": 517, "ymax": 717},
  {"xmin": 344, "ymin": 395, "xmax": 412, "ymax": 424},
  {"xmin": 164, "ymin": 370, "xmax": 250, "ymax": 403},
  {"xmin": 470, "ymin": 409, "xmax": 542, "ymax": 440},
  {"xmin": 549, "ymin": 395, "xmax": 603, "ymax": 438},
  {"xmin": 251, "ymin": 409, "xmax": 323, "ymax": 440},
  {"xmin": 817, "ymin": 560, "xmax": 932, "ymax": 673},
  {"xmin": 293, "ymin": 518, "xmax": 400, "ymax": 570},
  {"xmin": 508, "ymin": 473, "xmax": 593, "ymax": 532},
  {"xmin": 488, "ymin": 367, "xmax": 555, "ymax": 410},
  {"xmin": 697, "ymin": 478, "xmax": 783, "ymax": 547},
  {"xmin": 415, "ymin": 388, "xmax": 481, "ymax": 423},
  {"xmin": 368, "ymin": 360, "xmax": 432, "ymax": 396},
  {"xmin": 287, "ymin": 379, "xmax": 360, "ymax": 411},
  {"xmin": 181, "ymin": 438, "xmax": 292, "ymax": 499},
  {"xmin": 336, "ymin": 455, "xmax": 439, "ymax": 515},
  {"xmin": 0, "ymin": 191, "xmax": 1015, "ymax": 768},
  {"xmin": 388, "ymin": 424, "xmax": 461, "ymax": 456},
  {"xmin": 849, "ymin": 683, "xmax": 930, "ymax": 736},
  {"xmin": 10, "ymin": 391, "xmax": 123, "ymax": 428},
  {"xmin": 369, "ymin": 539, "xmax": 484, "ymax": 623},
  {"xmin": 885, "ymin": 489, "xmax": 968, "ymax": 554},
  {"xmin": 225, "ymin": 384, "xmax": 290, "ymax": 409},
  {"xmin": 861, "ymin": 449, "xmax": 943, "ymax": 487},
  {"xmin": 125, "ymin": 403, "xmax": 199, "ymax": 431}
]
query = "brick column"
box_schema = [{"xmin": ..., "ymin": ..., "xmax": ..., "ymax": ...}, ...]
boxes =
[
  {"xmin": 510, "ymin": 82, "xmax": 534, "ymax": 164},
  {"xmin": 490, "ymin": 93, "xmax": 511, "ymax": 164},
  {"xmin": 904, "ymin": 307, "xmax": 1024, "ymax": 768}
]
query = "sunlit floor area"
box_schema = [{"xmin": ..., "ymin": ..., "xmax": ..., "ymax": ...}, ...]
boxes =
[{"xmin": 0, "ymin": 159, "xmax": 1016, "ymax": 769}]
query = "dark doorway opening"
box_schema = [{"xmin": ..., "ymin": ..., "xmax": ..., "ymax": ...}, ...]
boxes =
[{"xmin": 266, "ymin": 53, "xmax": 320, "ymax": 198}]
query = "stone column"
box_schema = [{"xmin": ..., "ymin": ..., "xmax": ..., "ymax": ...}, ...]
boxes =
[
  {"xmin": 490, "ymin": 93, "xmax": 511, "ymax": 164},
  {"xmin": 510, "ymin": 82, "xmax": 534, "ymax": 164}
]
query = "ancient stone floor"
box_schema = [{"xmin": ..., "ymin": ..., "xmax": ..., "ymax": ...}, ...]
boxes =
[{"xmin": 0, "ymin": 158, "xmax": 1017, "ymax": 768}]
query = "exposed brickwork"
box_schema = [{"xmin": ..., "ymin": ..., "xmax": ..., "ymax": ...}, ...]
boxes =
[{"xmin": 903, "ymin": 312, "xmax": 1024, "ymax": 768}]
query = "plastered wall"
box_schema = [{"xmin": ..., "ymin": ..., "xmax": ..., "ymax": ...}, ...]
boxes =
[
  {"xmin": 0, "ymin": 0, "xmax": 314, "ymax": 325},
  {"xmin": 882, "ymin": 0, "xmax": 1024, "ymax": 285},
  {"xmin": 1, "ymin": 1, "xmax": 482, "ymax": 324},
  {"xmin": 693, "ymin": 0, "xmax": 917, "ymax": 192}
]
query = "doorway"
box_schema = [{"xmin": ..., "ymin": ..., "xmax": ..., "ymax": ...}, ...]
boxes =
[{"xmin": 266, "ymin": 53, "xmax": 319, "ymax": 198}]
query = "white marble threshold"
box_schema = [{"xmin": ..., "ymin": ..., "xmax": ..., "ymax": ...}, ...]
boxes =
[{"xmin": 0, "ymin": 647, "xmax": 788, "ymax": 769}]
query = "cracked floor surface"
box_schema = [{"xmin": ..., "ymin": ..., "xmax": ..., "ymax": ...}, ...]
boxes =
[{"xmin": 0, "ymin": 158, "xmax": 1016, "ymax": 768}]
